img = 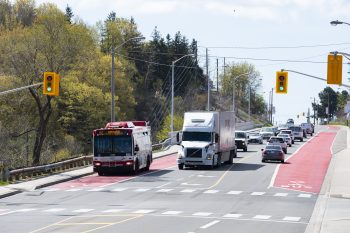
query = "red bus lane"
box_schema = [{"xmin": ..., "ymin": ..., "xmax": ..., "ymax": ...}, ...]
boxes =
[
  {"xmin": 52, "ymin": 154, "xmax": 177, "ymax": 189},
  {"xmin": 273, "ymin": 127, "xmax": 339, "ymax": 193}
]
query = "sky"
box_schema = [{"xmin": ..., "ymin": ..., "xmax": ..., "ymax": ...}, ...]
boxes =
[{"xmin": 35, "ymin": 0, "xmax": 350, "ymax": 125}]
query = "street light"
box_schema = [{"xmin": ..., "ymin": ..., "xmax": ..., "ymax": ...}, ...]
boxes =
[
  {"xmin": 330, "ymin": 20, "xmax": 350, "ymax": 26},
  {"xmin": 170, "ymin": 54, "xmax": 194, "ymax": 134},
  {"xmin": 111, "ymin": 36, "xmax": 145, "ymax": 122}
]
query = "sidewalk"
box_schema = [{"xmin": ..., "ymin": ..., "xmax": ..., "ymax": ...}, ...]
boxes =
[
  {"xmin": 0, "ymin": 145, "xmax": 180, "ymax": 199},
  {"xmin": 306, "ymin": 126, "xmax": 350, "ymax": 233}
]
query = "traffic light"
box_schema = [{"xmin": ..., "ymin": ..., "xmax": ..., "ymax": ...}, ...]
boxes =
[
  {"xmin": 327, "ymin": 54, "xmax": 342, "ymax": 85},
  {"xmin": 43, "ymin": 72, "xmax": 60, "ymax": 96},
  {"xmin": 276, "ymin": 71, "xmax": 288, "ymax": 94}
]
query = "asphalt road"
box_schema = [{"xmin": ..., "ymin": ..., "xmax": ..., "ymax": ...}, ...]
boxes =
[{"xmin": 0, "ymin": 126, "xmax": 341, "ymax": 233}]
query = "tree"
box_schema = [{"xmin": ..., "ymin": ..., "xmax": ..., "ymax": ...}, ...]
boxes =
[
  {"xmin": 65, "ymin": 4, "xmax": 73, "ymax": 24},
  {"xmin": 316, "ymin": 87, "xmax": 338, "ymax": 121}
]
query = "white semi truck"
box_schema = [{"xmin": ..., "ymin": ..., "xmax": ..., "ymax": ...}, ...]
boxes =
[{"xmin": 177, "ymin": 111, "xmax": 237, "ymax": 169}]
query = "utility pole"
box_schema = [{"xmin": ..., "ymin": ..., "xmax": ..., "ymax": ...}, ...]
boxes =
[
  {"xmin": 223, "ymin": 57, "xmax": 226, "ymax": 77},
  {"xmin": 313, "ymin": 97, "xmax": 316, "ymax": 125},
  {"xmin": 111, "ymin": 46, "xmax": 116, "ymax": 122},
  {"xmin": 270, "ymin": 88, "xmax": 274, "ymax": 124},
  {"xmin": 216, "ymin": 58, "xmax": 219, "ymax": 92},
  {"xmin": 206, "ymin": 48, "xmax": 210, "ymax": 111}
]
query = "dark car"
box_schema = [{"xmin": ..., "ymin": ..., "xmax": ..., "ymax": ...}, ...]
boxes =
[
  {"xmin": 261, "ymin": 145, "xmax": 285, "ymax": 163},
  {"xmin": 235, "ymin": 131, "xmax": 248, "ymax": 152}
]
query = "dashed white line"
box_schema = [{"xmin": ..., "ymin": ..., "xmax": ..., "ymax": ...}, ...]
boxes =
[
  {"xmin": 42, "ymin": 188, "xmax": 60, "ymax": 192},
  {"xmin": 227, "ymin": 191, "xmax": 243, "ymax": 195},
  {"xmin": 112, "ymin": 188, "xmax": 128, "ymax": 192},
  {"xmin": 73, "ymin": 209, "xmax": 94, "ymax": 213},
  {"xmin": 17, "ymin": 208, "xmax": 37, "ymax": 212},
  {"xmin": 200, "ymin": 220, "xmax": 220, "ymax": 229},
  {"xmin": 253, "ymin": 215, "xmax": 271, "ymax": 220},
  {"xmin": 135, "ymin": 188, "xmax": 151, "ymax": 192},
  {"xmin": 133, "ymin": 209, "xmax": 155, "ymax": 214},
  {"xmin": 251, "ymin": 192, "xmax": 265, "ymax": 196},
  {"xmin": 192, "ymin": 212, "xmax": 212, "ymax": 216},
  {"xmin": 274, "ymin": 193, "xmax": 288, "ymax": 197},
  {"xmin": 283, "ymin": 216, "xmax": 301, "ymax": 222},
  {"xmin": 298, "ymin": 194, "xmax": 312, "ymax": 198},
  {"xmin": 66, "ymin": 188, "xmax": 82, "ymax": 192},
  {"xmin": 101, "ymin": 209, "xmax": 126, "ymax": 213},
  {"xmin": 203, "ymin": 190, "xmax": 219, "ymax": 194},
  {"xmin": 223, "ymin": 213, "xmax": 242, "ymax": 218},
  {"xmin": 162, "ymin": 211, "xmax": 182, "ymax": 215},
  {"xmin": 156, "ymin": 189, "xmax": 173, "ymax": 193},
  {"xmin": 44, "ymin": 208, "xmax": 65, "ymax": 212},
  {"xmin": 180, "ymin": 189, "xmax": 196, "ymax": 193},
  {"xmin": 87, "ymin": 188, "xmax": 104, "ymax": 192}
]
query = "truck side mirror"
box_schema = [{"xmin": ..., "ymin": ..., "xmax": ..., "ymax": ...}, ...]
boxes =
[
  {"xmin": 135, "ymin": 145, "xmax": 139, "ymax": 152},
  {"xmin": 215, "ymin": 134, "xmax": 219, "ymax": 142},
  {"xmin": 87, "ymin": 138, "xmax": 92, "ymax": 145}
]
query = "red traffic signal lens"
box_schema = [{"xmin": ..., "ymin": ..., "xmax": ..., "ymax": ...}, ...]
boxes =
[
  {"xmin": 47, "ymin": 76, "xmax": 53, "ymax": 81},
  {"xmin": 279, "ymin": 76, "xmax": 284, "ymax": 81}
]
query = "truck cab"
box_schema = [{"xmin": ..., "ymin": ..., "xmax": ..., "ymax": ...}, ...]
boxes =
[{"xmin": 235, "ymin": 130, "xmax": 249, "ymax": 152}]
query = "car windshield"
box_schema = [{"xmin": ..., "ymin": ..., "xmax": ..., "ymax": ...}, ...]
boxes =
[
  {"xmin": 278, "ymin": 134, "xmax": 289, "ymax": 138},
  {"xmin": 94, "ymin": 135, "xmax": 132, "ymax": 154},
  {"xmin": 269, "ymin": 137, "xmax": 284, "ymax": 143},
  {"xmin": 261, "ymin": 127, "xmax": 273, "ymax": 132},
  {"xmin": 182, "ymin": 131, "xmax": 211, "ymax": 142},
  {"xmin": 235, "ymin": 132, "xmax": 246, "ymax": 138},
  {"xmin": 289, "ymin": 126, "xmax": 302, "ymax": 132},
  {"xmin": 281, "ymin": 130, "xmax": 291, "ymax": 134}
]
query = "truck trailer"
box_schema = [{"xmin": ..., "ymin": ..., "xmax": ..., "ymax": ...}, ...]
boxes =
[{"xmin": 177, "ymin": 111, "xmax": 237, "ymax": 169}]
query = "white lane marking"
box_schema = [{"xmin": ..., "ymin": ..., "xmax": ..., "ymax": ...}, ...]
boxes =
[
  {"xmin": 156, "ymin": 189, "xmax": 173, "ymax": 193},
  {"xmin": 200, "ymin": 220, "xmax": 220, "ymax": 229},
  {"xmin": 192, "ymin": 212, "xmax": 213, "ymax": 216},
  {"xmin": 102, "ymin": 209, "xmax": 126, "ymax": 213},
  {"xmin": 133, "ymin": 209, "xmax": 155, "ymax": 214},
  {"xmin": 283, "ymin": 216, "xmax": 301, "ymax": 222},
  {"xmin": 180, "ymin": 189, "xmax": 196, "ymax": 193},
  {"xmin": 268, "ymin": 134, "xmax": 318, "ymax": 189},
  {"xmin": 227, "ymin": 191, "xmax": 243, "ymax": 195},
  {"xmin": 0, "ymin": 209, "xmax": 10, "ymax": 212},
  {"xmin": 44, "ymin": 208, "xmax": 65, "ymax": 212},
  {"xmin": 112, "ymin": 188, "xmax": 128, "ymax": 192},
  {"xmin": 134, "ymin": 188, "xmax": 151, "ymax": 192},
  {"xmin": 66, "ymin": 188, "xmax": 82, "ymax": 192},
  {"xmin": 181, "ymin": 182, "xmax": 202, "ymax": 186},
  {"xmin": 223, "ymin": 213, "xmax": 242, "ymax": 218},
  {"xmin": 197, "ymin": 175, "xmax": 216, "ymax": 178},
  {"xmin": 162, "ymin": 211, "xmax": 182, "ymax": 215},
  {"xmin": 156, "ymin": 182, "xmax": 171, "ymax": 188},
  {"xmin": 274, "ymin": 193, "xmax": 288, "ymax": 197},
  {"xmin": 298, "ymin": 194, "xmax": 312, "ymax": 198},
  {"xmin": 17, "ymin": 208, "xmax": 37, "ymax": 212},
  {"xmin": 73, "ymin": 209, "xmax": 94, "ymax": 213},
  {"xmin": 253, "ymin": 215, "xmax": 271, "ymax": 220},
  {"xmin": 251, "ymin": 192, "xmax": 265, "ymax": 196},
  {"xmin": 203, "ymin": 190, "xmax": 219, "ymax": 194},
  {"xmin": 87, "ymin": 188, "xmax": 104, "ymax": 192}
]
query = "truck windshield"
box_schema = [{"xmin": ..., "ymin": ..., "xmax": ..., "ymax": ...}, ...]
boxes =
[
  {"xmin": 235, "ymin": 132, "xmax": 246, "ymax": 138},
  {"xmin": 182, "ymin": 131, "xmax": 211, "ymax": 142},
  {"xmin": 94, "ymin": 136, "xmax": 132, "ymax": 155}
]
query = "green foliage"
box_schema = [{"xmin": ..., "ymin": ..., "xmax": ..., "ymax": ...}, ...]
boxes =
[{"xmin": 156, "ymin": 114, "xmax": 184, "ymax": 142}]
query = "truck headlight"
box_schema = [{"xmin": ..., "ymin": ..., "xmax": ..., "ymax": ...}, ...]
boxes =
[{"xmin": 206, "ymin": 154, "xmax": 213, "ymax": 160}]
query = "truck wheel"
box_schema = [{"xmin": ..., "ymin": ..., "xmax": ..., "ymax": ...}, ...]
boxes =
[
  {"xmin": 244, "ymin": 146, "xmax": 248, "ymax": 152},
  {"xmin": 178, "ymin": 164, "xmax": 184, "ymax": 170},
  {"xmin": 132, "ymin": 160, "xmax": 139, "ymax": 175},
  {"xmin": 301, "ymin": 138, "xmax": 303, "ymax": 142},
  {"xmin": 227, "ymin": 151, "xmax": 234, "ymax": 164},
  {"xmin": 145, "ymin": 156, "xmax": 151, "ymax": 171},
  {"xmin": 216, "ymin": 154, "xmax": 221, "ymax": 168}
]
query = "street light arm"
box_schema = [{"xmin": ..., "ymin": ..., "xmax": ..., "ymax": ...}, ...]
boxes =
[
  {"xmin": 113, "ymin": 36, "xmax": 145, "ymax": 50},
  {"xmin": 173, "ymin": 54, "xmax": 194, "ymax": 64}
]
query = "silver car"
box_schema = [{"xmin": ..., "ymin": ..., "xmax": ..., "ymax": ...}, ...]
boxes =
[
  {"xmin": 259, "ymin": 127, "xmax": 275, "ymax": 140},
  {"xmin": 277, "ymin": 133, "xmax": 292, "ymax": 147},
  {"xmin": 267, "ymin": 136, "xmax": 287, "ymax": 154},
  {"xmin": 280, "ymin": 129, "xmax": 294, "ymax": 144}
]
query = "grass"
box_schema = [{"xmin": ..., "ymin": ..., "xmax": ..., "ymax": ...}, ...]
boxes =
[{"xmin": 0, "ymin": 181, "xmax": 9, "ymax": 186}]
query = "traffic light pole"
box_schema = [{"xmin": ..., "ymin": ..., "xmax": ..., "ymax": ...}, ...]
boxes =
[{"xmin": 0, "ymin": 83, "xmax": 43, "ymax": 96}]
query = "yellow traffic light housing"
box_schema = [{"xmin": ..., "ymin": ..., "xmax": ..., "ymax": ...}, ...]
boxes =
[
  {"xmin": 43, "ymin": 72, "xmax": 60, "ymax": 96},
  {"xmin": 276, "ymin": 71, "xmax": 288, "ymax": 94},
  {"xmin": 327, "ymin": 54, "xmax": 342, "ymax": 85}
]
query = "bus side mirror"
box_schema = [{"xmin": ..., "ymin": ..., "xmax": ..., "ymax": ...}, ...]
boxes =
[{"xmin": 135, "ymin": 145, "xmax": 139, "ymax": 152}]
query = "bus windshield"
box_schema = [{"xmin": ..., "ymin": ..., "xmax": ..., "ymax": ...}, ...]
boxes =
[
  {"xmin": 182, "ymin": 131, "xmax": 211, "ymax": 142},
  {"xmin": 94, "ymin": 136, "xmax": 132, "ymax": 155}
]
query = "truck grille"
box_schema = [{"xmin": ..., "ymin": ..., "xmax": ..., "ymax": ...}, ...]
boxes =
[{"xmin": 186, "ymin": 148, "xmax": 202, "ymax": 158}]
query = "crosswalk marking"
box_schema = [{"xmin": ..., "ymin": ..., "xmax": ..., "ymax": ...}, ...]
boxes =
[
  {"xmin": 274, "ymin": 193, "xmax": 288, "ymax": 197},
  {"xmin": 283, "ymin": 216, "xmax": 301, "ymax": 222},
  {"xmin": 101, "ymin": 209, "xmax": 126, "ymax": 213},
  {"xmin": 44, "ymin": 208, "xmax": 65, "ymax": 212},
  {"xmin": 227, "ymin": 191, "xmax": 243, "ymax": 195},
  {"xmin": 180, "ymin": 189, "xmax": 196, "ymax": 193},
  {"xmin": 133, "ymin": 209, "xmax": 155, "ymax": 214},
  {"xmin": 156, "ymin": 189, "xmax": 173, "ymax": 193},
  {"xmin": 223, "ymin": 213, "xmax": 242, "ymax": 218},
  {"xmin": 251, "ymin": 192, "xmax": 265, "ymax": 196},
  {"xmin": 192, "ymin": 212, "xmax": 212, "ymax": 216},
  {"xmin": 253, "ymin": 215, "xmax": 271, "ymax": 220},
  {"xmin": 112, "ymin": 188, "xmax": 128, "ymax": 192},
  {"xmin": 203, "ymin": 190, "xmax": 219, "ymax": 194},
  {"xmin": 298, "ymin": 194, "xmax": 312, "ymax": 198},
  {"xmin": 135, "ymin": 188, "xmax": 151, "ymax": 192},
  {"xmin": 73, "ymin": 209, "xmax": 94, "ymax": 213},
  {"xmin": 162, "ymin": 211, "xmax": 182, "ymax": 215}
]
